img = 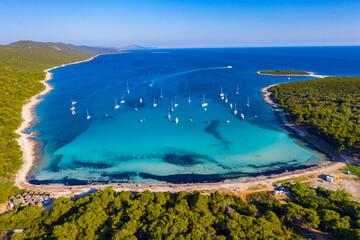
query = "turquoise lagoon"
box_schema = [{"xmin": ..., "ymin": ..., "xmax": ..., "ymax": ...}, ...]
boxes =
[{"xmin": 29, "ymin": 47, "xmax": 360, "ymax": 184}]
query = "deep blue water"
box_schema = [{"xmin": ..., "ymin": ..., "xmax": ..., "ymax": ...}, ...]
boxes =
[{"xmin": 29, "ymin": 47, "xmax": 360, "ymax": 184}]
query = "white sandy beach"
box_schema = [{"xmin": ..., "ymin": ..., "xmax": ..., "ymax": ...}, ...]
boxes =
[{"xmin": 15, "ymin": 55, "xmax": 100, "ymax": 190}]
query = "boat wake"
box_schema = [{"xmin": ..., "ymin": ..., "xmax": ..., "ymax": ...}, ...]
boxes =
[{"xmin": 149, "ymin": 66, "xmax": 231, "ymax": 87}]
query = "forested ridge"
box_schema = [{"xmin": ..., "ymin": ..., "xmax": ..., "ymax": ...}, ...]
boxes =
[
  {"xmin": 269, "ymin": 77, "xmax": 360, "ymax": 152},
  {"xmin": 0, "ymin": 41, "xmax": 117, "ymax": 200},
  {"xmin": 1, "ymin": 184, "xmax": 359, "ymax": 239}
]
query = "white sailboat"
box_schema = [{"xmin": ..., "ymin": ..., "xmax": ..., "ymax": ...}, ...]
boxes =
[
  {"xmin": 174, "ymin": 97, "xmax": 178, "ymax": 107},
  {"xmin": 120, "ymin": 95, "xmax": 125, "ymax": 104},
  {"xmin": 227, "ymin": 66, "xmax": 232, "ymax": 68},
  {"xmin": 220, "ymin": 88, "xmax": 224, "ymax": 98},
  {"xmin": 160, "ymin": 89, "xmax": 163, "ymax": 99},
  {"xmin": 189, "ymin": 118, "xmax": 193, "ymax": 122},
  {"xmin": 234, "ymin": 101, "xmax": 238, "ymax": 115},
  {"xmin": 202, "ymin": 94, "xmax": 208, "ymax": 107},
  {"xmin": 188, "ymin": 93, "xmax": 191, "ymax": 103},
  {"xmin": 134, "ymin": 103, "xmax": 138, "ymax": 111},
  {"xmin": 72, "ymin": 111, "xmax": 76, "ymax": 116},
  {"xmin": 127, "ymin": 82, "xmax": 130, "ymax": 94},
  {"xmin": 139, "ymin": 98, "xmax": 143, "ymax": 103},
  {"xmin": 235, "ymin": 85, "xmax": 239, "ymax": 95},
  {"xmin": 114, "ymin": 99, "xmax": 120, "ymax": 109},
  {"xmin": 225, "ymin": 93, "xmax": 228, "ymax": 103},
  {"xmin": 153, "ymin": 98, "xmax": 157, "ymax": 108},
  {"xmin": 240, "ymin": 113, "xmax": 245, "ymax": 119},
  {"xmin": 70, "ymin": 106, "xmax": 75, "ymax": 111},
  {"xmin": 86, "ymin": 109, "xmax": 91, "ymax": 119},
  {"xmin": 230, "ymin": 103, "xmax": 233, "ymax": 109},
  {"xmin": 168, "ymin": 108, "xmax": 171, "ymax": 120},
  {"xmin": 170, "ymin": 100, "xmax": 174, "ymax": 112},
  {"xmin": 175, "ymin": 117, "xmax": 179, "ymax": 124},
  {"xmin": 246, "ymin": 97, "xmax": 250, "ymax": 107},
  {"xmin": 71, "ymin": 98, "xmax": 77, "ymax": 105}
]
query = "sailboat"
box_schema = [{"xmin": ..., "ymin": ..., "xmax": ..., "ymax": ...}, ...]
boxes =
[
  {"xmin": 225, "ymin": 93, "xmax": 228, "ymax": 103},
  {"xmin": 227, "ymin": 66, "xmax": 232, "ymax": 68},
  {"xmin": 202, "ymin": 94, "xmax": 208, "ymax": 107},
  {"xmin": 120, "ymin": 95, "xmax": 125, "ymax": 104},
  {"xmin": 70, "ymin": 106, "xmax": 75, "ymax": 111},
  {"xmin": 230, "ymin": 103, "xmax": 233, "ymax": 109},
  {"xmin": 175, "ymin": 117, "xmax": 179, "ymax": 124},
  {"xmin": 86, "ymin": 109, "xmax": 91, "ymax": 119},
  {"xmin": 134, "ymin": 103, "xmax": 138, "ymax": 111},
  {"xmin": 188, "ymin": 93, "xmax": 191, "ymax": 103},
  {"xmin": 235, "ymin": 85, "xmax": 239, "ymax": 95},
  {"xmin": 234, "ymin": 101, "xmax": 238, "ymax": 115},
  {"xmin": 174, "ymin": 97, "xmax": 178, "ymax": 107},
  {"xmin": 153, "ymin": 98, "xmax": 157, "ymax": 108},
  {"xmin": 220, "ymin": 88, "xmax": 224, "ymax": 99},
  {"xmin": 72, "ymin": 111, "xmax": 76, "ymax": 116},
  {"xmin": 168, "ymin": 108, "xmax": 171, "ymax": 120},
  {"xmin": 241, "ymin": 113, "xmax": 245, "ymax": 119},
  {"xmin": 246, "ymin": 97, "xmax": 250, "ymax": 107},
  {"xmin": 114, "ymin": 99, "xmax": 120, "ymax": 109},
  {"xmin": 71, "ymin": 98, "xmax": 77, "ymax": 105},
  {"xmin": 170, "ymin": 100, "xmax": 174, "ymax": 112},
  {"xmin": 160, "ymin": 89, "xmax": 163, "ymax": 99},
  {"xmin": 139, "ymin": 98, "xmax": 143, "ymax": 103},
  {"xmin": 105, "ymin": 114, "xmax": 108, "ymax": 118},
  {"xmin": 127, "ymin": 82, "xmax": 130, "ymax": 94}
]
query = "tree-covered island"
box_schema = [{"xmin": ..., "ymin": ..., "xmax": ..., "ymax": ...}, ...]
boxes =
[{"xmin": 259, "ymin": 70, "xmax": 311, "ymax": 75}]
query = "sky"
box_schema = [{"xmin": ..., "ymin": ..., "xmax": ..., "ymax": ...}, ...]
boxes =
[{"xmin": 0, "ymin": 0, "xmax": 359, "ymax": 48}]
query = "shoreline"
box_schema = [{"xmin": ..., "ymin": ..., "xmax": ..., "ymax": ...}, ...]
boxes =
[
  {"xmin": 15, "ymin": 55, "xmax": 101, "ymax": 190},
  {"xmin": 260, "ymin": 83, "xmax": 351, "ymax": 164},
  {"xmin": 257, "ymin": 71, "xmax": 328, "ymax": 78},
  {"xmin": 13, "ymin": 62, "xmax": 352, "ymax": 199}
]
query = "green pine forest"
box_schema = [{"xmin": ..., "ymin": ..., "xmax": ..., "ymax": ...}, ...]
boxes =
[
  {"xmin": 269, "ymin": 76, "xmax": 360, "ymax": 152},
  {"xmin": 0, "ymin": 41, "xmax": 117, "ymax": 200},
  {"xmin": 1, "ymin": 184, "xmax": 360, "ymax": 239}
]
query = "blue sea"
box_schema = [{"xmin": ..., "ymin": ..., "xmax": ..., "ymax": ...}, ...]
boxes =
[{"xmin": 29, "ymin": 47, "xmax": 360, "ymax": 185}]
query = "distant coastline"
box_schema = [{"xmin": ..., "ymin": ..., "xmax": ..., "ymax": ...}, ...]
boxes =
[{"xmin": 15, "ymin": 54, "xmax": 102, "ymax": 190}]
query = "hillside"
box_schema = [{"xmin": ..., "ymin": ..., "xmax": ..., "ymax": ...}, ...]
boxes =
[
  {"xmin": 0, "ymin": 40, "xmax": 117, "ymax": 70},
  {"xmin": 0, "ymin": 41, "xmax": 118, "ymax": 199}
]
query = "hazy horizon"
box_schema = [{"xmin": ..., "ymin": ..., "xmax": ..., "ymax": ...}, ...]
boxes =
[{"xmin": 1, "ymin": 0, "xmax": 359, "ymax": 48}]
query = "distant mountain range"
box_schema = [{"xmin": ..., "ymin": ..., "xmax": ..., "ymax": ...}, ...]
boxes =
[{"xmin": 99, "ymin": 44, "xmax": 154, "ymax": 50}]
